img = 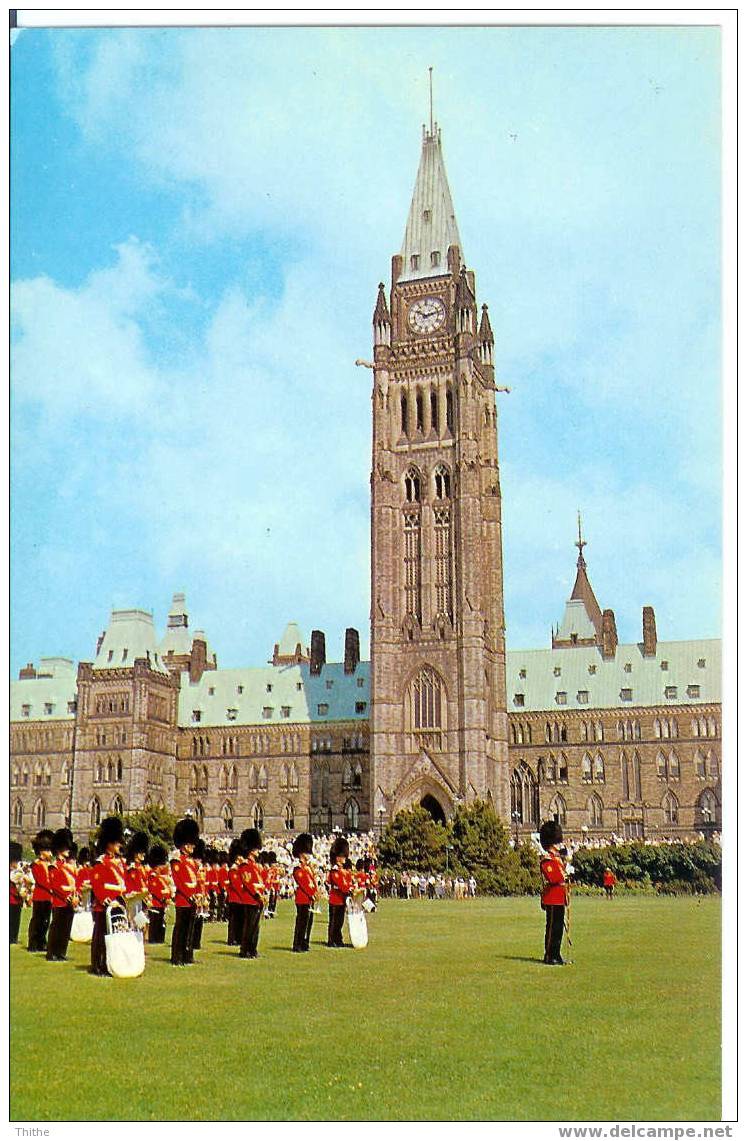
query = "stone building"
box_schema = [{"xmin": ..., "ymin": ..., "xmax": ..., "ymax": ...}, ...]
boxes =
[{"xmin": 9, "ymin": 122, "xmax": 721, "ymax": 845}]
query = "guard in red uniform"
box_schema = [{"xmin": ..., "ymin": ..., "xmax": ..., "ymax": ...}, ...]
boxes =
[
  {"xmin": 217, "ymin": 852, "xmax": 229, "ymax": 922},
  {"xmin": 264, "ymin": 851, "xmax": 280, "ymax": 918},
  {"xmin": 539, "ymin": 820, "xmax": 568, "ymax": 966},
  {"xmin": 27, "ymin": 829, "xmax": 55, "ymax": 953},
  {"xmin": 291, "ymin": 832, "xmax": 317, "ymax": 952},
  {"xmin": 603, "ymin": 868, "xmax": 617, "ymax": 899},
  {"xmin": 191, "ymin": 839, "xmax": 208, "ymax": 951},
  {"xmin": 171, "ymin": 817, "xmax": 200, "ymax": 966},
  {"xmin": 226, "ymin": 838, "xmax": 245, "ymax": 946},
  {"xmin": 10, "ymin": 841, "xmax": 24, "ymax": 945},
  {"xmin": 146, "ymin": 844, "xmax": 172, "ymax": 944},
  {"xmin": 75, "ymin": 847, "xmax": 92, "ymax": 901},
  {"xmin": 125, "ymin": 832, "xmax": 150, "ymax": 896},
  {"xmin": 239, "ymin": 829, "xmax": 265, "ymax": 959},
  {"xmin": 47, "ymin": 829, "xmax": 79, "ymax": 961},
  {"xmin": 326, "ymin": 836, "xmax": 352, "ymax": 948},
  {"xmin": 90, "ymin": 816, "xmax": 127, "ymax": 976}
]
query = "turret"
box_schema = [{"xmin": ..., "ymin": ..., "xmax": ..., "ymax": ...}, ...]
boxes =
[
  {"xmin": 478, "ymin": 304, "xmax": 494, "ymax": 367},
  {"xmin": 455, "ymin": 266, "xmax": 476, "ymax": 335},
  {"xmin": 373, "ymin": 283, "xmax": 391, "ymax": 347}
]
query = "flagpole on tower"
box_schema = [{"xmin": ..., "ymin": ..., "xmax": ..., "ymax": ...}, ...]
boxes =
[{"xmin": 429, "ymin": 66, "xmax": 434, "ymax": 135}]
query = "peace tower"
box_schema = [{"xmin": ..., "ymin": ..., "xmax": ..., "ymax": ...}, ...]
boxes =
[{"xmin": 369, "ymin": 121, "xmax": 509, "ymax": 828}]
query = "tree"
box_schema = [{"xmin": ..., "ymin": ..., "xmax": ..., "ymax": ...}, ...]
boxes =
[
  {"xmin": 449, "ymin": 800, "xmax": 540, "ymax": 894},
  {"xmin": 122, "ymin": 805, "xmax": 179, "ymax": 852},
  {"xmin": 379, "ymin": 806, "xmax": 448, "ymax": 871}
]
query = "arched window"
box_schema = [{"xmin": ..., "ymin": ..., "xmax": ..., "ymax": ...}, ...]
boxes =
[
  {"xmin": 587, "ymin": 793, "xmax": 603, "ymax": 827},
  {"xmin": 22, "ymin": 764, "xmax": 29, "ymax": 787},
  {"xmin": 656, "ymin": 751, "xmax": 667, "ymax": 780},
  {"xmin": 60, "ymin": 760, "xmax": 70, "ymax": 787},
  {"xmin": 33, "ymin": 761, "xmax": 42, "ymax": 787},
  {"xmin": 116, "ymin": 757, "xmax": 123, "ymax": 782},
  {"xmin": 536, "ymin": 757, "xmax": 545, "ymax": 782},
  {"xmin": 694, "ymin": 749, "xmax": 706, "ymax": 779},
  {"xmin": 581, "ymin": 753, "xmax": 592, "ymax": 783},
  {"xmin": 697, "ymin": 788, "xmax": 718, "ymax": 826},
  {"xmin": 662, "ymin": 790, "xmax": 679, "ymax": 826},
  {"xmin": 445, "ymin": 387, "xmax": 454, "ymax": 433},
  {"xmin": 90, "ymin": 797, "xmax": 101, "ymax": 827},
  {"xmin": 342, "ymin": 759, "xmax": 353, "ymax": 787},
  {"xmin": 249, "ymin": 764, "xmax": 258, "ymax": 791},
  {"xmin": 201, "ymin": 765, "xmax": 209, "ymax": 793},
  {"xmin": 653, "ymin": 719, "xmax": 662, "ymax": 739},
  {"xmin": 434, "ymin": 463, "xmax": 451, "ymax": 500},
  {"xmin": 404, "ymin": 467, "xmax": 421, "ymax": 503},
  {"xmin": 284, "ymin": 802, "xmax": 295, "ymax": 831},
  {"xmin": 430, "ymin": 389, "xmax": 439, "ymax": 434},
  {"xmin": 415, "ymin": 391, "xmax": 424, "ymax": 432},
  {"xmin": 12, "ymin": 799, "xmax": 23, "ymax": 827},
  {"xmin": 352, "ymin": 761, "xmax": 362, "ymax": 789},
  {"xmin": 594, "ymin": 752, "xmax": 605, "ymax": 783},
  {"xmin": 707, "ymin": 750, "xmax": 720, "ymax": 779},
  {"xmin": 222, "ymin": 802, "xmax": 234, "ymax": 832},
  {"xmin": 219, "ymin": 765, "xmax": 228, "ymax": 790},
  {"xmin": 252, "ymin": 802, "xmax": 264, "ymax": 830},
  {"xmin": 344, "ymin": 798, "xmax": 360, "ymax": 831},
  {"xmin": 230, "ymin": 765, "xmax": 238, "ymax": 791},
  {"xmin": 510, "ymin": 762, "xmax": 539, "ymax": 827},
  {"xmin": 192, "ymin": 736, "xmax": 198, "ymax": 756},
  {"xmin": 44, "ymin": 761, "xmax": 52, "ymax": 786},
  {"xmin": 400, "ymin": 392, "xmax": 408, "ymax": 435},
  {"xmin": 105, "ymin": 759, "xmax": 113, "ymax": 782},
  {"xmin": 258, "ymin": 764, "xmax": 268, "ymax": 792},
  {"xmin": 410, "ymin": 666, "xmax": 445, "ymax": 731},
  {"xmin": 33, "ymin": 799, "xmax": 46, "ymax": 827},
  {"xmin": 12, "ymin": 764, "xmax": 20, "ymax": 787},
  {"xmin": 548, "ymin": 793, "xmax": 566, "ymax": 826},
  {"xmin": 280, "ymin": 763, "xmax": 289, "ymax": 790},
  {"xmin": 62, "ymin": 798, "xmax": 71, "ymax": 827},
  {"xmin": 289, "ymin": 762, "xmax": 299, "ymax": 791},
  {"xmin": 111, "ymin": 795, "xmax": 124, "ymax": 815},
  {"xmin": 194, "ymin": 802, "xmax": 205, "ymax": 829},
  {"xmin": 669, "ymin": 750, "xmax": 680, "ymax": 781}
]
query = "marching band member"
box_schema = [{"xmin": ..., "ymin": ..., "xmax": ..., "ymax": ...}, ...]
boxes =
[
  {"xmin": 46, "ymin": 829, "xmax": 79, "ymax": 962},
  {"xmin": 226, "ymin": 838, "xmax": 245, "ymax": 946},
  {"xmin": 76, "ymin": 847, "xmax": 92, "ymax": 903},
  {"xmin": 326, "ymin": 837, "xmax": 352, "ymax": 948},
  {"xmin": 207, "ymin": 849, "xmax": 220, "ymax": 922},
  {"xmin": 125, "ymin": 831, "xmax": 150, "ymax": 936},
  {"xmin": 10, "ymin": 841, "xmax": 25, "ymax": 945},
  {"xmin": 191, "ymin": 839, "xmax": 208, "ymax": 951},
  {"xmin": 239, "ymin": 829, "xmax": 265, "ymax": 959},
  {"xmin": 170, "ymin": 817, "xmax": 201, "ymax": 967},
  {"xmin": 90, "ymin": 816, "xmax": 127, "ymax": 977},
  {"xmin": 539, "ymin": 819, "xmax": 569, "ymax": 966},
  {"xmin": 354, "ymin": 859, "xmax": 367, "ymax": 897},
  {"xmin": 265, "ymin": 851, "xmax": 280, "ymax": 918},
  {"xmin": 291, "ymin": 832, "xmax": 317, "ymax": 953},
  {"xmin": 146, "ymin": 844, "xmax": 172, "ymax": 945},
  {"xmin": 365, "ymin": 859, "xmax": 379, "ymax": 911},
  {"xmin": 217, "ymin": 851, "xmax": 229, "ymax": 922},
  {"xmin": 27, "ymin": 829, "xmax": 55, "ymax": 953}
]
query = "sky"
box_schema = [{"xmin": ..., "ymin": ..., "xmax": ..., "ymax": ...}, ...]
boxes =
[{"xmin": 10, "ymin": 23, "xmax": 722, "ymax": 676}]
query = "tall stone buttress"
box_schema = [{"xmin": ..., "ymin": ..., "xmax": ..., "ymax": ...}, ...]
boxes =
[{"xmin": 369, "ymin": 123, "xmax": 509, "ymax": 827}]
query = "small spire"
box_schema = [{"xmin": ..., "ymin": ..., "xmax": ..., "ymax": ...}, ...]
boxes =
[
  {"xmin": 373, "ymin": 282, "xmax": 390, "ymax": 324},
  {"xmin": 575, "ymin": 510, "xmax": 587, "ymax": 568},
  {"xmin": 479, "ymin": 303, "xmax": 494, "ymax": 344}
]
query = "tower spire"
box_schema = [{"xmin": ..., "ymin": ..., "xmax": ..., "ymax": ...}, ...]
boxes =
[
  {"xmin": 429, "ymin": 66, "xmax": 434, "ymax": 136},
  {"xmin": 575, "ymin": 509, "xmax": 587, "ymax": 568},
  {"xmin": 398, "ymin": 117, "xmax": 462, "ymax": 283}
]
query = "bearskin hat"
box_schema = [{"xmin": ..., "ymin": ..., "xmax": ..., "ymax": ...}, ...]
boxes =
[
  {"xmin": 97, "ymin": 816, "xmax": 124, "ymax": 855},
  {"xmin": 173, "ymin": 817, "xmax": 200, "ymax": 848},
  {"xmin": 10, "ymin": 841, "xmax": 23, "ymax": 863},
  {"xmin": 539, "ymin": 820, "xmax": 564, "ymax": 851},
  {"xmin": 147, "ymin": 844, "xmax": 168, "ymax": 868},
  {"xmin": 355, "ymin": 857, "xmax": 365, "ymax": 871},
  {"xmin": 265, "ymin": 850, "xmax": 277, "ymax": 865},
  {"xmin": 69, "ymin": 841, "xmax": 79, "ymax": 860},
  {"xmin": 241, "ymin": 828, "xmax": 262, "ymax": 853},
  {"xmin": 193, "ymin": 838, "xmax": 206, "ymax": 861},
  {"xmin": 126, "ymin": 831, "xmax": 149, "ymax": 862},
  {"xmin": 292, "ymin": 832, "xmax": 314, "ymax": 859},
  {"xmin": 77, "ymin": 846, "xmax": 90, "ymax": 865},
  {"xmin": 51, "ymin": 828, "xmax": 73, "ymax": 856},
  {"xmin": 330, "ymin": 836, "xmax": 350, "ymax": 862},
  {"xmin": 32, "ymin": 829, "xmax": 55, "ymax": 855},
  {"xmin": 228, "ymin": 838, "xmax": 243, "ymax": 864}
]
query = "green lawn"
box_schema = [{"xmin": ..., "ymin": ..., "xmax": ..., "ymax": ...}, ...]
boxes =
[{"xmin": 10, "ymin": 896, "xmax": 720, "ymax": 1121}]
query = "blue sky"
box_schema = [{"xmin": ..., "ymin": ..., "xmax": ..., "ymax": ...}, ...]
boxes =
[{"xmin": 10, "ymin": 25, "xmax": 722, "ymax": 675}]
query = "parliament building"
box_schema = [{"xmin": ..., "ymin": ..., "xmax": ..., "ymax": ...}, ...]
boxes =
[{"xmin": 10, "ymin": 123, "xmax": 722, "ymax": 845}]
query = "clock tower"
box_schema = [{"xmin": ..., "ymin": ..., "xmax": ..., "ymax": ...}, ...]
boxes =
[{"xmin": 369, "ymin": 122, "xmax": 509, "ymax": 829}]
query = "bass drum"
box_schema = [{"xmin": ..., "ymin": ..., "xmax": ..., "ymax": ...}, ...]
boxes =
[
  {"xmin": 346, "ymin": 907, "xmax": 368, "ymax": 949},
  {"xmin": 71, "ymin": 910, "xmax": 94, "ymax": 943}
]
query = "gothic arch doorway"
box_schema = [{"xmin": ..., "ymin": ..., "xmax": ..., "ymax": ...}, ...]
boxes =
[{"xmin": 420, "ymin": 794, "xmax": 446, "ymax": 825}]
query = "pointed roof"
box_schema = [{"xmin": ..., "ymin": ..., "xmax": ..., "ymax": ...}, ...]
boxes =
[
  {"xmin": 399, "ymin": 125, "xmax": 462, "ymax": 283},
  {"xmin": 553, "ymin": 518, "xmax": 604, "ymax": 647},
  {"xmin": 94, "ymin": 608, "xmax": 169, "ymax": 674},
  {"xmin": 373, "ymin": 282, "xmax": 390, "ymax": 323},
  {"xmin": 479, "ymin": 303, "xmax": 494, "ymax": 344}
]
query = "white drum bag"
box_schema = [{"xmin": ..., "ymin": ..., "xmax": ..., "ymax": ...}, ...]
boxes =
[
  {"xmin": 70, "ymin": 909, "xmax": 94, "ymax": 943},
  {"xmin": 105, "ymin": 902, "xmax": 145, "ymax": 978},
  {"xmin": 346, "ymin": 902, "xmax": 368, "ymax": 949}
]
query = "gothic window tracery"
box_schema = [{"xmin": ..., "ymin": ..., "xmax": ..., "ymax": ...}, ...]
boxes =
[{"xmin": 511, "ymin": 762, "xmax": 539, "ymax": 827}]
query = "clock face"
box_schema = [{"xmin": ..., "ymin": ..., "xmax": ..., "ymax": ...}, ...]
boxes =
[{"xmin": 408, "ymin": 296, "xmax": 446, "ymax": 334}]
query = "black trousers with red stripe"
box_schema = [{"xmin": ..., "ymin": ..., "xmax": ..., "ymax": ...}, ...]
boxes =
[
  {"xmin": 47, "ymin": 905, "xmax": 74, "ymax": 960},
  {"xmin": 28, "ymin": 900, "xmax": 52, "ymax": 952},
  {"xmin": 543, "ymin": 903, "xmax": 565, "ymax": 962},
  {"xmin": 239, "ymin": 904, "xmax": 261, "ymax": 957},
  {"xmin": 293, "ymin": 904, "xmax": 314, "ymax": 951},
  {"xmin": 149, "ymin": 908, "xmax": 166, "ymax": 944}
]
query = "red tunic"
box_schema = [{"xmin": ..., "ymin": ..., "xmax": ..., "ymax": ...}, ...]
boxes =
[
  {"xmin": 603, "ymin": 870, "xmax": 617, "ymax": 888},
  {"xmin": 10, "ymin": 877, "xmax": 21, "ymax": 906},
  {"xmin": 227, "ymin": 862, "xmax": 244, "ymax": 905},
  {"xmin": 354, "ymin": 870, "xmax": 367, "ymax": 892},
  {"xmin": 147, "ymin": 868, "xmax": 172, "ymax": 910},
  {"xmin": 293, "ymin": 863, "xmax": 318, "ymax": 905},
  {"xmin": 241, "ymin": 857, "xmax": 266, "ymax": 907},
  {"xmin": 49, "ymin": 857, "xmax": 77, "ymax": 908},
  {"xmin": 90, "ymin": 855, "xmax": 127, "ymax": 913},
  {"xmin": 171, "ymin": 855, "xmax": 199, "ymax": 907},
  {"xmin": 327, "ymin": 866, "xmax": 353, "ymax": 907},
  {"xmin": 125, "ymin": 862, "xmax": 149, "ymax": 895},
  {"xmin": 76, "ymin": 865, "xmax": 92, "ymax": 893},
  {"xmin": 31, "ymin": 859, "xmax": 53, "ymax": 904},
  {"xmin": 218, "ymin": 866, "xmax": 229, "ymax": 892},
  {"xmin": 540, "ymin": 852, "xmax": 568, "ymax": 907}
]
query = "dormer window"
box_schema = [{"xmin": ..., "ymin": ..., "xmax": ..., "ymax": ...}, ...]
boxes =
[
  {"xmin": 519, "ymin": 668, "xmax": 527, "ymax": 679},
  {"xmin": 624, "ymin": 663, "xmax": 632, "ymax": 673},
  {"xmin": 698, "ymin": 658, "xmax": 706, "ymax": 668},
  {"xmin": 661, "ymin": 660, "xmax": 669, "ymax": 671},
  {"xmin": 410, "ymin": 254, "xmax": 420, "ymax": 271},
  {"xmin": 227, "ymin": 708, "xmax": 238, "ymax": 721},
  {"xmin": 107, "ymin": 650, "xmax": 114, "ymax": 662},
  {"xmin": 431, "ymin": 250, "xmax": 441, "ymax": 267},
  {"xmin": 423, "ymin": 209, "xmax": 431, "ymax": 222},
  {"xmin": 553, "ymin": 666, "xmax": 561, "ymax": 677}
]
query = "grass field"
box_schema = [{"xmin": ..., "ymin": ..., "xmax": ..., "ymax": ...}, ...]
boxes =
[{"xmin": 10, "ymin": 896, "xmax": 720, "ymax": 1122}]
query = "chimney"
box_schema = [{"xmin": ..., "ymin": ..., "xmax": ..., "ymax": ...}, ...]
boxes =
[
  {"xmin": 642, "ymin": 606, "xmax": 657, "ymax": 658},
  {"xmin": 189, "ymin": 635, "xmax": 208, "ymax": 684},
  {"xmin": 19, "ymin": 662, "xmax": 36, "ymax": 680},
  {"xmin": 310, "ymin": 630, "xmax": 326, "ymax": 676},
  {"xmin": 344, "ymin": 628, "xmax": 360, "ymax": 675},
  {"xmin": 601, "ymin": 609, "xmax": 618, "ymax": 660}
]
